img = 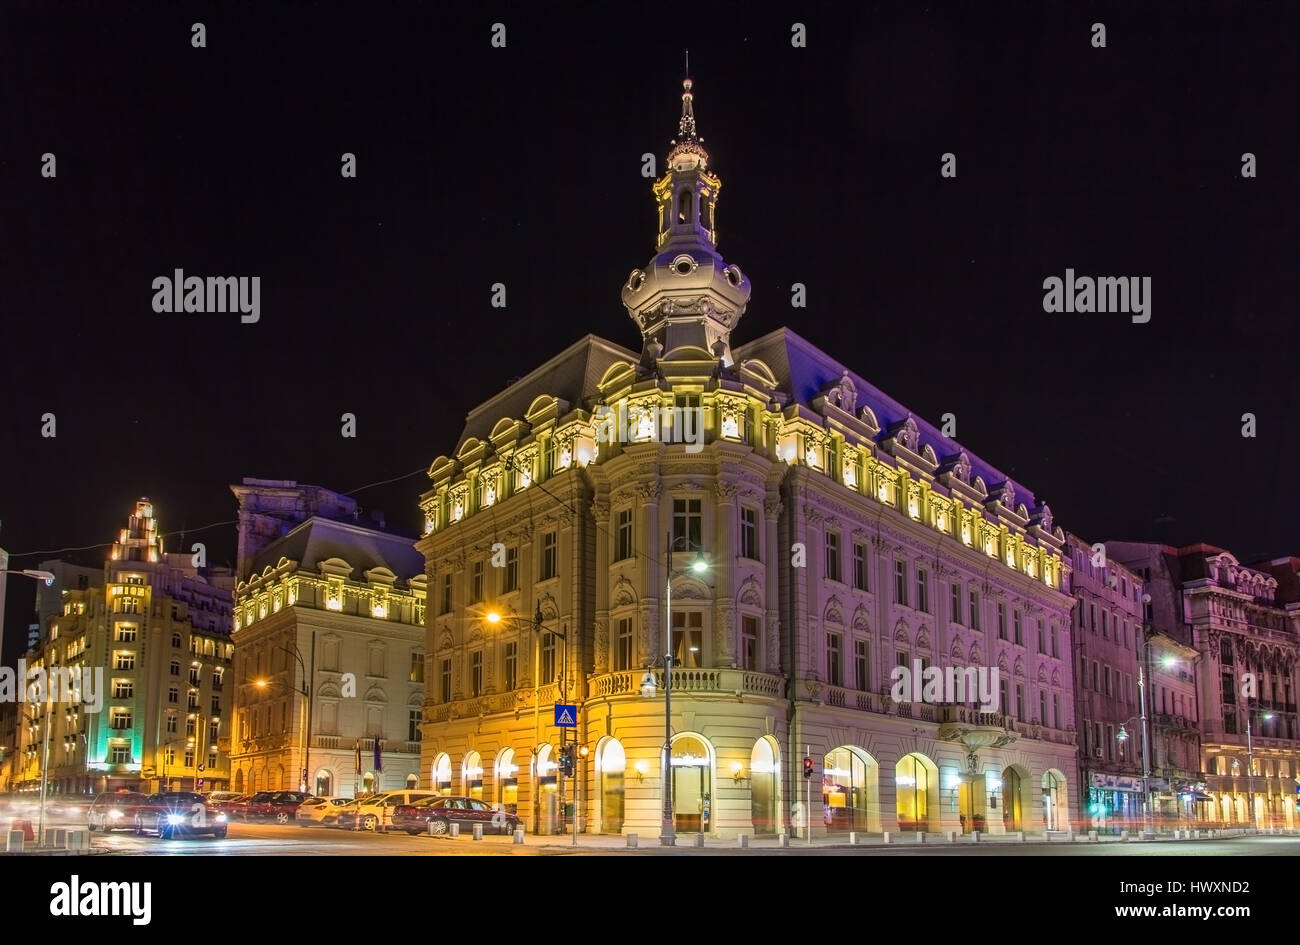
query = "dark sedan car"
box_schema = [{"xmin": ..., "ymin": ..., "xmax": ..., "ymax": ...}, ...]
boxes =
[
  {"xmin": 134, "ymin": 792, "xmax": 228, "ymax": 839},
  {"xmin": 88, "ymin": 791, "xmax": 150, "ymax": 832},
  {"xmin": 391, "ymin": 796, "xmax": 520, "ymax": 836},
  {"xmin": 243, "ymin": 790, "xmax": 313, "ymax": 823}
]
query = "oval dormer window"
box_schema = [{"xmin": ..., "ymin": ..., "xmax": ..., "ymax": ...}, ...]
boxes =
[
  {"xmin": 672, "ymin": 255, "xmax": 697, "ymax": 276},
  {"xmin": 627, "ymin": 269, "xmax": 645, "ymax": 292},
  {"xmin": 725, "ymin": 265, "xmax": 743, "ymax": 287}
]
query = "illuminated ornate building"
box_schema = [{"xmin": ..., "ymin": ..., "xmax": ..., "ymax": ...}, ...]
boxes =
[
  {"xmin": 229, "ymin": 480, "xmax": 427, "ymax": 798},
  {"xmin": 15, "ymin": 498, "xmax": 235, "ymax": 795},
  {"xmin": 417, "ymin": 77, "xmax": 1079, "ymax": 839},
  {"xmin": 1110, "ymin": 542, "xmax": 1300, "ymax": 829},
  {"xmin": 1065, "ymin": 533, "xmax": 1149, "ymax": 828}
]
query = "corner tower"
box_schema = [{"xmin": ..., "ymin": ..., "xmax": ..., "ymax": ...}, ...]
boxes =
[{"xmin": 621, "ymin": 72, "xmax": 752, "ymax": 366}]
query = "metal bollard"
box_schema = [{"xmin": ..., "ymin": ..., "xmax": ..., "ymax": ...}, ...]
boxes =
[
  {"xmin": 972, "ymin": 831, "xmax": 981, "ymax": 843},
  {"xmin": 778, "ymin": 834, "xmax": 790, "ymax": 848},
  {"xmin": 848, "ymin": 831, "xmax": 859, "ymax": 845},
  {"xmin": 7, "ymin": 830, "xmax": 23, "ymax": 852},
  {"xmin": 916, "ymin": 831, "xmax": 926, "ymax": 843},
  {"xmin": 448, "ymin": 822, "xmax": 460, "ymax": 838},
  {"xmin": 472, "ymin": 823, "xmax": 483, "ymax": 840},
  {"xmin": 693, "ymin": 834, "xmax": 704, "ymax": 848},
  {"xmin": 947, "ymin": 830, "xmax": 957, "ymax": 843},
  {"xmin": 738, "ymin": 835, "xmax": 749, "ymax": 848},
  {"xmin": 627, "ymin": 833, "xmax": 638, "ymax": 848},
  {"xmin": 513, "ymin": 828, "xmax": 525, "ymax": 844}
]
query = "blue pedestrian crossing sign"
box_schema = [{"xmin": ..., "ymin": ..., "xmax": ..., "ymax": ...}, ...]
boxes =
[{"xmin": 554, "ymin": 704, "xmax": 578, "ymax": 727}]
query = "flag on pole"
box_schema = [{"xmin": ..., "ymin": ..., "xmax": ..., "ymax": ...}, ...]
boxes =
[
  {"xmin": 374, "ymin": 738, "xmax": 383, "ymax": 773},
  {"xmin": 355, "ymin": 740, "xmax": 361, "ymax": 775}
]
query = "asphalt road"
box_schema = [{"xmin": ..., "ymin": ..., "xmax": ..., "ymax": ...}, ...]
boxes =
[{"xmin": 82, "ymin": 823, "xmax": 1300, "ymax": 856}]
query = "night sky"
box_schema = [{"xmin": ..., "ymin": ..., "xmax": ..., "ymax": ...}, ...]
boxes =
[{"xmin": 2, "ymin": 1, "xmax": 1297, "ymax": 652}]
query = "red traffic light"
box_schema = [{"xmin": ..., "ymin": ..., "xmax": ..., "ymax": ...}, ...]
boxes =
[{"xmin": 803, "ymin": 757, "xmax": 814, "ymax": 778}]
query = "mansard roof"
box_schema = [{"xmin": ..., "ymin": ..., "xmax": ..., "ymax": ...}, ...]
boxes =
[
  {"xmin": 248, "ymin": 516, "xmax": 424, "ymax": 584},
  {"xmin": 733, "ymin": 326, "xmax": 1040, "ymax": 511}
]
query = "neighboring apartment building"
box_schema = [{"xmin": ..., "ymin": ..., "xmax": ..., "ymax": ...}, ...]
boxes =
[
  {"xmin": 229, "ymin": 480, "xmax": 427, "ymax": 798},
  {"xmin": 1111, "ymin": 541, "xmax": 1300, "ymax": 828},
  {"xmin": 14, "ymin": 498, "xmax": 235, "ymax": 795},
  {"xmin": 1065, "ymin": 533, "xmax": 1147, "ymax": 828},
  {"xmin": 416, "ymin": 76, "xmax": 1079, "ymax": 840}
]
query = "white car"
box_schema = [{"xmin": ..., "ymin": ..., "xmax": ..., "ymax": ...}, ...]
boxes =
[
  {"xmin": 295, "ymin": 796, "xmax": 351, "ymax": 824},
  {"xmin": 334, "ymin": 791, "xmax": 440, "ymax": 831}
]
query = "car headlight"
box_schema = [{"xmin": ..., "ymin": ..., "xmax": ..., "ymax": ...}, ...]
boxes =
[
  {"xmin": 216, "ymin": 813, "xmax": 227, "ymax": 822},
  {"xmin": 108, "ymin": 810, "xmax": 123, "ymax": 820},
  {"xmin": 167, "ymin": 814, "xmax": 185, "ymax": 825}
]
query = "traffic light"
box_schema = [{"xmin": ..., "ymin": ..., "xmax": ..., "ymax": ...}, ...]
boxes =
[
  {"xmin": 803, "ymin": 756, "xmax": 814, "ymax": 779},
  {"xmin": 559, "ymin": 745, "xmax": 575, "ymax": 777}
]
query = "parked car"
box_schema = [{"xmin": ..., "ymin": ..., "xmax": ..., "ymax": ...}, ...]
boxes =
[
  {"xmin": 295, "ymin": 796, "xmax": 351, "ymax": 824},
  {"xmin": 334, "ymin": 790, "xmax": 440, "ymax": 831},
  {"xmin": 205, "ymin": 792, "xmax": 247, "ymax": 818},
  {"xmin": 88, "ymin": 792, "xmax": 151, "ymax": 832},
  {"xmin": 133, "ymin": 792, "xmax": 228, "ymax": 839},
  {"xmin": 244, "ymin": 790, "xmax": 314, "ymax": 823},
  {"xmin": 392, "ymin": 795, "xmax": 520, "ymax": 836}
]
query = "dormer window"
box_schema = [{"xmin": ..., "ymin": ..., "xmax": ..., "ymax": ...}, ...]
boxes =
[{"xmin": 677, "ymin": 190, "xmax": 692, "ymax": 224}]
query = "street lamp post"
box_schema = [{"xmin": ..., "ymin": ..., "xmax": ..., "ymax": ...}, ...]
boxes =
[
  {"xmin": 4, "ymin": 568, "xmax": 56, "ymax": 845},
  {"xmin": 1246, "ymin": 707, "xmax": 1273, "ymax": 831},
  {"xmin": 660, "ymin": 534, "xmax": 708, "ymax": 848},
  {"xmin": 275, "ymin": 639, "xmax": 313, "ymax": 792}
]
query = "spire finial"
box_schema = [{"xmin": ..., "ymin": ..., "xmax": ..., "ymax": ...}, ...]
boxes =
[{"xmin": 678, "ymin": 53, "xmax": 696, "ymax": 140}]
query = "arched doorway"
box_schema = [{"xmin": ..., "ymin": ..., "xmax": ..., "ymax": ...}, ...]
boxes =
[
  {"xmin": 405, "ymin": 774, "xmax": 418, "ymax": 789},
  {"xmin": 671, "ymin": 734, "xmax": 713, "ymax": 834},
  {"xmin": 823, "ymin": 746, "xmax": 879, "ymax": 834},
  {"xmin": 233, "ymin": 769, "xmax": 244, "ymax": 793},
  {"xmin": 463, "ymin": 751, "xmax": 484, "ymax": 800},
  {"xmin": 495, "ymin": 749, "xmax": 519, "ymax": 814},
  {"xmin": 535, "ymin": 744, "xmax": 558, "ymax": 834},
  {"xmin": 751, "ymin": 737, "xmax": 781, "ymax": 835},
  {"xmin": 895, "ymin": 753, "xmax": 938, "ymax": 831},
  {"xmin": 432, "ymin": 753, "xmax": 452, "ymax": 795},
  {"xmin": 598, "ymin": 738, "xmax": 626, "ymax": 834},
  {"xmin": 314, "ymin": 769, "xmax": 332, "ymax": 797},
  {"xmin": 1001, "ymin": 766, "xmax": 1025, "ymax": 831},
  {"xmin": 1042, "ymin": 769, "xmax": 1068, "ymax": 831},
  {"xmin": 276, "ymin": 765, "xmax": 286, "ymax": 790}
]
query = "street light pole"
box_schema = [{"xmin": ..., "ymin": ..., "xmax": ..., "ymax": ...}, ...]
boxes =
[
  {"xmin": 6, "ymin": 568, "xmax": 58, "ymax": 846},
  {"xmin": 661, "ymin": 531, "xmax": 676, "ymax": 847},
  {"xmin": 1246, "ymin": 712, "xmax": 1254, "ymax": 830},
  {"xmin": 1134, "ymin": 665, "xmax": 1154, "ymax": 840}
]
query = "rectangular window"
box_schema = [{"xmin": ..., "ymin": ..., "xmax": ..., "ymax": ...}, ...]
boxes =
[
  {"xmin": 741, "ymin": 616, "xmax": 759, "ymax": 671},
  {"xmin": 999, "ymin": 677, "xmax": 1009, "ymax": 717},
  {"xmin": 440, "ymin": 573, "xmax": 453, "ymax": 614},
  {"xmin": 1089, "ymin": 603, "xmax": 1096, "ymax": 632},
  {"xmin": 503, "ymin": 546, "xmax": 519, "ymax": 592},
  {"xmin": 409, "ymin": 709, "xmax": 422, "ymax": 742},
  {"xmin": 896, "ymin": 650, "xmax": 908, "ymax": 671},
  {"xmin": 894, "ymin": 561, "xmax": 908, "ymax": 605},
  {"xmin": 440, "ymin": 659, "xmax": 452, "ymax": 703},
  {"xmin": 997, "ymin": 603, "xmax": 1007, "ymax": 640},
  {"xmin": 672, "ymin": 499, "xmax": 703, "ymax": 552},
  {"xmin": 1104, "ymin": 667, "xmax": 1111, "ymax": 697},
  {"xmin": 1102, "ymin": 610, "xmax": 1108, "ymax": 639},
  {"xmin": 111, "ymin": 710, "xmax": 132, "ymax": 730},
  {"xmin": 1051, "ymin": 625, "xmax": 1059, "ymax": 658},
  {"xmin": 1039, "ymin": 691, "xmax": 1047, "ymax": 726},
  {"xmin": 189, "ymin": 666, "xmax": 201, "ymax": 685},
  {"xmin": 109, "ymin": 746, "xmax": 131, "ymax": 764},
  {"xmin": 470, "ymin": 651, "xmax": 483, "ymax": 697},
  {"xmin": 211, "ymin": 695, "xmax": 220, "ymax": 714},
  {"xmin": 615, "ymin": 618, "xmax": 634, "ymax": 672},
  {"xmin": 540, "ymin": 531, "xmax": 558, "ymax": 581},
  {"xmin": 825, "ymin": 532, "xmax": 841, "ymax": 582},
  {"xmin": 1105, "ymin": 724, "xmax": 1114, "ymax": 761},
  {"xmin": 1053, "ymin": 693, "xmax": 1061, "ymax": 728},
  {"xmin": 969, "ymin": 590, "xmax": 980, "ymax": 630},
  {"xmin": 1015, "ymin": 684, "xmax": 1025, "ymax": 722},
  {"xmin": 826, "ymin": 633, "xmax": 843, "ymax": 688},
  {"xmin": 1092, "ymin": 662, "xmax": 1099, "ymax": 692},
  {"xmin": 184, "ymin": 748, "xmax": 195, "ymax": 768},
  {"xmin": 209, "ymin": 718, "xmax": 219, "ymax": 741},
  {"xmin": 470, "ymin": 560, "xmax": 484, "ymax": 603},
  {"xmin": 410, "ymin": 651, "xmax": 424, "ymax": 683},
  {"xmin": 541, "ymin": 634, "xmax": 556, "ymax": 682},
  {"xmin": 115, "ymin": 652, "xmax": 136, "ymax": 671},
  {"xmin": 166, "ymin": 714, "xmax": 177, "ymax": 734},
  {"xmin": 1036, "ymin": 619, "xmax": 1045, "ymax": 654},
  {"xmin": 950, "ymin": 582, "xmax": 962, "ymax": 625},
  {"xmin": 616, "ymin": 510, "xmax": 634, "ymax": 562},
  {"xmin": 740, "ymin": 508, "xmax": 759, "ymax": 561},
  {"xmin": 188, "ymin": 691, "xmax": 199, "ymax": 710},
  {"xmin": 1013, "ymin": 610, "xmax": 1022, "ymax": 645},
  {"xmin": 852, "ymin": 543, "xmax": 867, "ymax": 591},
  {"xmin": 115, "ymin": 626, "xmax": 137, "ymax": 642},
  {"xmin": 854, "ymin": 640, "xmax": 869, "ymax": 692},
  {"xmin": 113, "ymin": 680, "xmax": 133, "ymax": 699},
  {"xmin": 504, "ymin": 642, "xmax": 518, "ymax": 691},
  {"xmin": 671, "ymin": 611, "xmax": 704, "ymax": 668},
  {"xmin": 916, "ymin": 568, "xmax": 929, "ymax": 613},
  {"xmin": 186, "ymin": 716, "xmax": 197, "ymax": 737}
]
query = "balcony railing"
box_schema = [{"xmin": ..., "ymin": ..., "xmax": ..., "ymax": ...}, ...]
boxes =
[{"xmin": 590, "ymin": 668, "xmax": 785, "ymax": 699}]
